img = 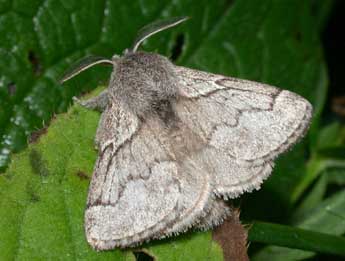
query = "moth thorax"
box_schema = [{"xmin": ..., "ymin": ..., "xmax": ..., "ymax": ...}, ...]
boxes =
[{"xmin": 111, "ymin": 52, "xmax": 179, "ymax": 117}]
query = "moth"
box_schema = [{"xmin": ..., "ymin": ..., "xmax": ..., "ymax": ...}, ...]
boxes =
[{"xmin": 61, "ymin": 17, "xmax": 312, "ymax": 250}]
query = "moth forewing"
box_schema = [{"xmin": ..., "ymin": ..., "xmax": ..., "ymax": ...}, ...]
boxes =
[
  {"xmin": 84, "ymin": 102, "xmax": 215, "ymax": 250},
  {"xmin": 173, "ymin": 65, "xmax": 312, "ymax": 198}
]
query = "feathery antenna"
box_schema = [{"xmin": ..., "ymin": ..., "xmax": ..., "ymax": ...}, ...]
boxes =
[
  {"xmin": 130, "ymin": 16, "xmax": 189, "ymax": 53},
  {"xmin": 59, "ymin": 56, "xmax": 113, "ymax": 84}
]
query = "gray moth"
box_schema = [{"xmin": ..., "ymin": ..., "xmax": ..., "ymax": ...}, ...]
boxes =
[{"xmin": 61, "ymin": 17, "xmax": 313, "ymax": 251}]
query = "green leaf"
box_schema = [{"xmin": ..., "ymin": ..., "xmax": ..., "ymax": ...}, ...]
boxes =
[
  {"xmin": 327, "ymin": 168, "xmax": 345, "ymax": 186},
  {"xmin": 251, "ymin": 190, "xmax": 345, "ymax": 260},
  {"xmin": 311, "ymin": 0, "xmax": 334, "ymax": 32},
  {"xmin": 249, "ymin": 221, "xmax": 345, "ymax": 258},
  {"xmin": 292, "ymin": 174, "xmax": 327, "ymax": 222},
  {"xmin": 315, "ymin": 122, "xmax": 342, "ymax": 150},
  {"xmin": 292, "ymin": 125, "xmax": 345, "ymax": 202},
  {"xmin": 141, "ymin": 232, "xmax": 224, "ymax": 261}
]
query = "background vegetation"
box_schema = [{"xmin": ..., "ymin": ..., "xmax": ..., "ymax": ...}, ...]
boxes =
[{"xmin": 0, "ymin": 0, "xmax": 344, "ymax": 260}]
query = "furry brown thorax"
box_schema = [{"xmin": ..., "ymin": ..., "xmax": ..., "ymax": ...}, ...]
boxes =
[{"xmin": 110, "ymin": 52, "xmax": 179, "ymax": 118}]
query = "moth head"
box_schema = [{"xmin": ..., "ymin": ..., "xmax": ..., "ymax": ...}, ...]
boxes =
[
  {"xmin": 59, "ymin": 16, "xmax": 188, "ymax": 84},
  {"xmin": 110, "ymin": 50, "xmax": 180, "ymax": 118}
]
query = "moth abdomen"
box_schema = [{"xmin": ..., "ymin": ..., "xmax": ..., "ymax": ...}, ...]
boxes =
[{"xmin": 111, "ymin": 52, "xmax": 179, "ymax": 117}]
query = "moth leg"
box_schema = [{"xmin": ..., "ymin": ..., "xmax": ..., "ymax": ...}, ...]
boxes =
[{"xmin": 73, "ymin": 89, "xmax": 108, "ymax": 112}]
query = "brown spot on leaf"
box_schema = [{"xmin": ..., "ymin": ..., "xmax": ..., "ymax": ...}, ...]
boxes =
[
  {"xmin": 28, "ymin": 50, "xmax": 42, "ymax": 76},
  {"xmin": 7, "ymin": 82, "xmax": 16, "ymax": 96},
  {"xmin": 212, "ymin": 208, "xmax": 249, "ymax": 261},
  {"xmin": 76, "ymin": 171, "xmax": 89, "ymax": 180},
  {"xmin": 133, "ymin": 249, "xmax": 155, "ymax": 261},
  {"xmin": 29, "ymin": 149, "xmax": 49, "ymax": 177},
  {"xmin": 29, "ymin": 127, "xmax": 48, "ymax": 143},
  {"xmin": 27, "ymin": 185, "xmax": 40, "ymax": 203},
  {"xmin": 332, "ymin": 96, "xmax": 345, "ymax": 117}
]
